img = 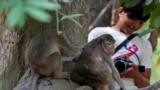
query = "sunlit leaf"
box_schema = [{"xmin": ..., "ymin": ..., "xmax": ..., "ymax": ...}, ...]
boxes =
[
  {"xmin": 150, "ymin": 38, "xmax": 160, "ymax": 83},
  {"xmin": 59, "ymin": 14, "xmax": 83, "ymax": 22},
  {"xmin": 24, "ymin": 6, "xmax": 51, "ymax": 23},
  {"xmin": 156, "ymin": 57, "xmax": 160, "ymax": 68},
  {"xmin": 6, "ymin": 5, "xmax": 25, "ymax": 28},
  {"xmin": 145, "ymin": 0, "xmax": 153, "ymax": 5},
  {"xmin": 25, "ymin": 0, "xmax": 60, "ymax": 11},
  {"xmin": 138, "ymin": 28, "xmax": 155, "ymax": 37}
]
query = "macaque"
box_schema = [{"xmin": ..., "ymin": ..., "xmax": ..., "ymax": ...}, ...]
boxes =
[
  {"xmin": 138, "ymin": 79, "xmax": 160, "ymax": 90},
  {"xmin": 71, "ymin": 34, "xmax": 126, "ymax": 90},
  {"xmin": 19, "ymin": 30, "xmax": 82, "ymax": 90},
  {"xmin": 27, "ymin": 30, "xmax": 81, "ymax": 78}
]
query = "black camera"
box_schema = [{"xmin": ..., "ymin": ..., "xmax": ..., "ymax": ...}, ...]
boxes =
[{"xmin": 114, "ymin": 56, "xmax": 145, "ymax": 73}]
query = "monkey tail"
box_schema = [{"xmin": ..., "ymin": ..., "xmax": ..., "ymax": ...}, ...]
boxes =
[{"xmin": 100, "ymin": 42, "xmax": 126, "ymax": 90}]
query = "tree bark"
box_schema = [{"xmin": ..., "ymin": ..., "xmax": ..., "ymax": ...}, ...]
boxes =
[{"xmin": 0, "ymin": 13, "xmax": 24, "ymax": 90}]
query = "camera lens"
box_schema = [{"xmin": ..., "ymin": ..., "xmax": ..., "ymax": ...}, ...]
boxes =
[{"xmin": 115, "ymin": 60, "xmax": 128, "ymax": 73}]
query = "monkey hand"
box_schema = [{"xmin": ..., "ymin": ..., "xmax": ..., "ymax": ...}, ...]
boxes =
[{"xmin": 120, "ymin": 63, "xmax": 141, "ymax": 79}]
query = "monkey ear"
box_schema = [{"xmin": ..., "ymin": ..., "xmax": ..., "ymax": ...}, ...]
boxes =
[{"xmin": 98, "ymin": 38, "xmax": 103, "ymax": 43}]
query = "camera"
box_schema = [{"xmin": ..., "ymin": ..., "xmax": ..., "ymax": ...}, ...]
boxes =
[{"xmin": 114, "ymin": 56, "xmax": 145, "ymax": 73}]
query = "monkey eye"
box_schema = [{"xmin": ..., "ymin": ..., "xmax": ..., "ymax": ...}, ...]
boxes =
[
  {"xmin": 106, "ymin": 42, "xmax": 112, "ymax": 46},
  {"xmin": 107, "ymin": 43, "xmax": 111, "ymax": 45},
  {"xmin": 110, "ymin": 41, "xmax": 115, "ymax": 44}
]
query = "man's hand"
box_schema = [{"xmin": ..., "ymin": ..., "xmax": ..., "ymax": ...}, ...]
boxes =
[
  {"xmin": 120, "ymin": 63, "xmax": 151, "ymax": 88},
  {"xmin": 120, "ymin": 63, "xmax": 140, "ymax": 78}
]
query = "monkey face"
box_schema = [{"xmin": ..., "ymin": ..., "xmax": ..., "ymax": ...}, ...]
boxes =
[
  {"xmin": 100, "ymin": 34, "xmax": 115, "ymax": 55},
  {"xmin": 103, "ymin": 41, "xmax": 115, "ymax": 55}
]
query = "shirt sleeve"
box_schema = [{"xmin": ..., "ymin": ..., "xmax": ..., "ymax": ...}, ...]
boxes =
[
  {"xmin": 140, "ymin": 38, "xmax": 153, "ymax": 68},
  {"xmin": 88, "ymin": 28, "xmax": 97, "ymax": 42}
]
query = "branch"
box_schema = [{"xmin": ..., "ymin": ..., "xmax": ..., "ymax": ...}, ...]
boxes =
[
  {"xmin": 58, "ymin": 12, "xmax": 83, "ymax": 28},
  {"xmin": 110, "ymin": 0, "xmax": 119, "ymax": 26},
  {"xmin": 88, "ymin": 0, "xmax": 114, "ymax": 32}
]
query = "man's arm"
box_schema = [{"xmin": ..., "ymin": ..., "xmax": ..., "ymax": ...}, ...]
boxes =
[
  {"xmin": 132, "ymin": 66, "xmax": 151, "ymax": 88},
  {"xmin": 120, "ymin": 64, "xmax": 151, "ymax": 88}
]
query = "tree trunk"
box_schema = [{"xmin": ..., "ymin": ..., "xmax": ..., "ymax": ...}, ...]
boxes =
[{"xmin": 0, "ymin": 13, "xmax": 24, "ymax": 90}]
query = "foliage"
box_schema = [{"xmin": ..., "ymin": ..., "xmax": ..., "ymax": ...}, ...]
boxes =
[
  {"xmin": 59, "ymin": 14, "xmax": 83, "ymax": 22},
  {"xmin": 119, "ymin": 0, "xmax": 160, "ymax": 28},
  {"xmin": 53, "ymin": 0, "xmax": 83, "ymax": 32},
  {"xmin": 0, "ymin": 0, "xmax": 60, "ymax": 28},
  {"xmin": 56, "ymin": 12, "xmax": 83, "ymax": 32},
  {"xmin": 150, "ymin": 38, "xmax": 160, "ymax": 84},
  {"xmin": 0, "ymin": 0, "xmax": 83, "ymax": 30}
]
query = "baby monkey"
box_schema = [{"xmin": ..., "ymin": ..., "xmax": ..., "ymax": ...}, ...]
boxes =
[
  {"xmin": 27, "ymin": 30, "xmax": 81, "ymax": 78},
  {"xmin": 71, "ymin": 34, "xmax": 126, "ymax": 90}
]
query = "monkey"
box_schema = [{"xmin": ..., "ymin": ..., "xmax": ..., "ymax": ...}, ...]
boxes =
[
  {"xmin": 27, "ymin": 30, "xmax": 82, "ymax": 77},
  {"xmin": 71, "ymin": 34, "xmax": 126, "ymax": 90},
  {"xmin": 138, "ymin": 79, "xmax": 160, "ymax": 90},
  {"xmin": 23, "ymin": 30, "xmax": 82, "ymax": 89}
]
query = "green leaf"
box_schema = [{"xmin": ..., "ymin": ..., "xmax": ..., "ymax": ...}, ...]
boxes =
[
  {"xmin": 6, "ymin": 5, "xmax": 25, "ymax": 28},
  {"xmin": 59, "ymin": 14, "xmax": 83, "ymax": 22},
  {"xmin": 123, "ymin": 0, "xmax": 139, "ymax": 7},
  {"xmin": 149, "ymin": 5, "xmax": 160, "ymax": 28},
  {"xmin": 24, "ymin": 6, "xmax": 51, "ymax": 23},
  {"xmin": 152, "ymin": 5, "xmax": 160, "ymax": 17},
  {"xmin": 25, "ymin": 0, "xmax": 60, "ymax": 11},
  {"xmin": 138, "ymin": 28, "xmax": 155, "ymax": 37},
  {"xmin": 137, "ymin": 20, "xmax": 150, "ymax": 33},
  {"xmin": 8, "ymin": 0, "xmax": 20, "ymax": 8},
  {"xmin": 0, "ymin": 1, "xmax": 9, "ymax": 11},
  {"xmin": 143, "ymin": 1, "xmax": 155, "ymax": 16},
  {"xmin": 119, "ymin": 0, "xmax": 125, "ymax": 4},
  {"xmin": 145, "ymin": 0, "xmax": 153, "ymax": 5},
  {"xmin": 153, "ymin": 16, "xmax": 160, "ymax": 28}
]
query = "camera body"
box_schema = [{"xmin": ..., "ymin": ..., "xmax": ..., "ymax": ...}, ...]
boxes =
[{"xmin": 114, "ymin": 56, "xmax": 145, "ymax": 73}]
